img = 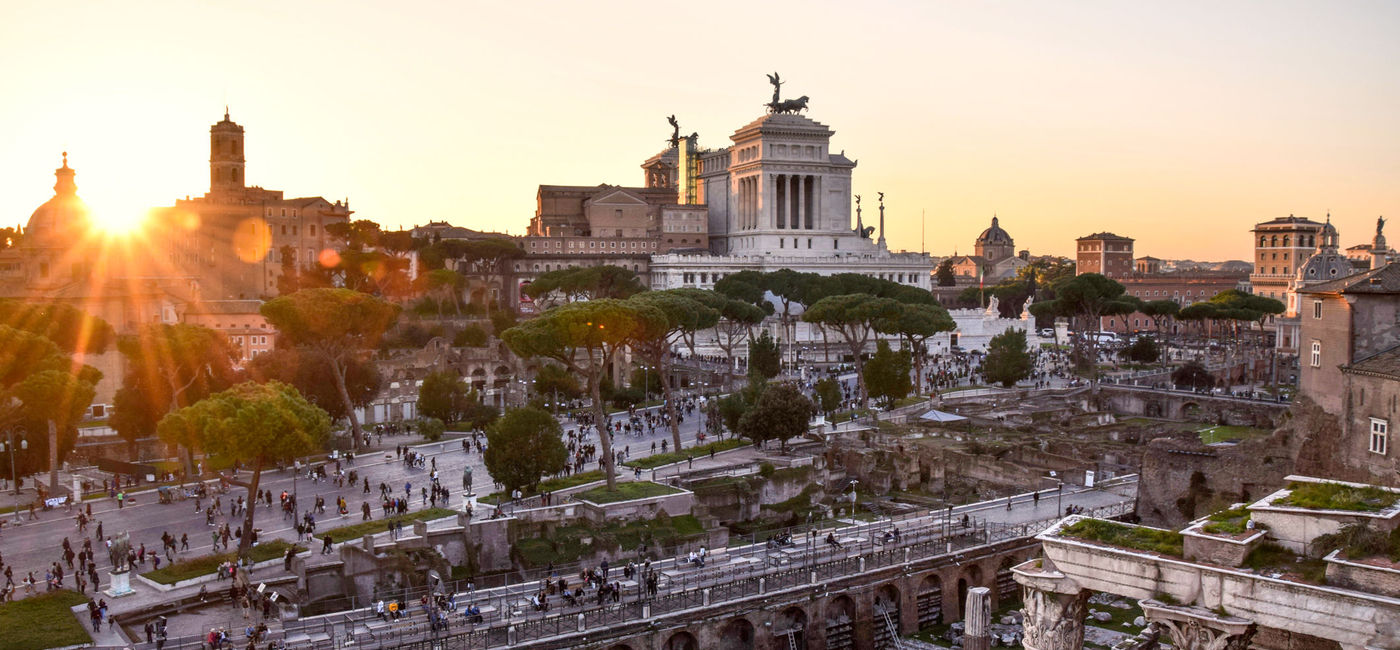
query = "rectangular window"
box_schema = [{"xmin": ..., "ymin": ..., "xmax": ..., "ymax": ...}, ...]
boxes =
[
  {"xmin": 1313, "ymin": 300, "xmax": 1322, "ymax": 319},
  {"xmin": 1370, "ymin": 418, "xmax": 1388, "ymax": 455},
  {"xmin": 1311, "ymin": 341, "xmax": 1322, "ymax": 367}
]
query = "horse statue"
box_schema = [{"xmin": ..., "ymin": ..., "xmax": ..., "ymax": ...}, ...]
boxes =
[{"xmin": 771, "ymin": 96, "xmax": 810, "ymax": 114}]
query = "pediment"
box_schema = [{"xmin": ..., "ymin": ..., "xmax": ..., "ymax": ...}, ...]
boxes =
[{"xmin": 588, "ymin": 188, "xmax": 649, "ymax": 206}]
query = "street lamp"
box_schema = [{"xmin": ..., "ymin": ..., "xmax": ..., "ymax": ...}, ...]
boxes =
[{"xmin": 1, "ymin": 428, "xmax": 27, "ymax": 524}]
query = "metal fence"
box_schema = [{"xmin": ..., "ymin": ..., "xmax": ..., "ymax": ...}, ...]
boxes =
[{"xmin": 132, "ymin": 488, "xmax": 1137, "ymax": 650}]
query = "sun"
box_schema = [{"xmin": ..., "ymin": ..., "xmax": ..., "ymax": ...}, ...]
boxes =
[{"xmin": 91, "ymin": 206, "xmax": 150, "ymax": 237}]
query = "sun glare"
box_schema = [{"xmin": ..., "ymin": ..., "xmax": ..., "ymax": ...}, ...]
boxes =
[{"xmin": 93, "ymin": 207, "xmax": 149, "ymax": 236}]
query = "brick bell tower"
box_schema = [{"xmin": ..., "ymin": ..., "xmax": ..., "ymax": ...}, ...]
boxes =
[{"xmin": 210, "ymin": 108, "xmax": 246, "ymax": 193}]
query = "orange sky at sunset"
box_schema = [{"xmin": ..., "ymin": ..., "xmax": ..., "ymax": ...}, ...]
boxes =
[{"xmin": 3, "ymin": 1, "xmax": 1397, "ymax": 261}]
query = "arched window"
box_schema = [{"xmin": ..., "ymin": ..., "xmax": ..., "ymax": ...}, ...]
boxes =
[
  {"xmin": 1260, "ymin": 236, "xmax": 1267, "ymax": 247},
  {"xmin": 1283, "ymin": 236, "xmax": 1290, "ymax": 246}
]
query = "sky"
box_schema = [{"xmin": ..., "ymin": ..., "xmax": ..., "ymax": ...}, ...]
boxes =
[{"xmin": 3, "ymin": 0, "xmax": 1398, "ymax": 261}]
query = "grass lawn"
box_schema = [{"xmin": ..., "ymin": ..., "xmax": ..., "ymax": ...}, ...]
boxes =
[
  {"xmin": 576, "ymin": 481, "xmax": 682, "ymax": 504},
  {"xmin": 1201, "ymin": 507, "xmax": 1253, "ymax": 535},
  {"xmin": 1060, "ymin": 519, "xmax": 1183, "ymax": 556},
  {"xmin": 0, "ymin": 589, "xmax": 90, "ymax": 650},
  {"xmin": 1279, "ymin": 482, "xmax": 1399, "ymax": 512},
  {"xmin": 319, "ymin": 507, "xmax": 458, "ymax": 542},
  {"xmin": 1197, "ymin": 425, "xmax": 1269, "ymax": 445},
  {"xmin": 143, "ymin": 540, "xmax": 304, "ymax": 585},
  {"xmin": 479, "ymin": 470, "xmax": 606, "ymax": 505},
  {"xmin": 889, "ymin": 395, "xmax": 929, "ymax": 409},
  {"xmin": 939, "ymin": 384, "xmax": 990, "ymax": 394},
  {"xmin": 624, "ymin": 438, "xmax": 747, "ymax": 469}
]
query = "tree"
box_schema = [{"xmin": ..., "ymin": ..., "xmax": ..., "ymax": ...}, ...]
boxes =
[
  {"xmin": 935, "ymin": 259, "xmax": 957, "ymax": 286},
  {"xmin": 523, "ymin": 266, "xmax": 646, "ymax": 307},
  {"xmin": 501, "ymin": 299, "xmax": 660, "ymax": 490},
  {"xmin": 626, "ymin": 291, "xmax": 719, "ymax": 453},
  {"xmin": 1172, "ymin": 361, "xmax": 1216, "ymax": 391},
  {"xmin": 982, "ymin": 328, "xmax": 1034, "ymax": 388},
  {"xmin": 877, "ymin": 303, "xmax": 955, "ymax": 395},
  {"xmin": 419, "ymin": 268, "xmax": 465, "ymax": 316},
  {"xmin": 111, "ymin": 323, "xmax": 238, "ymax": 471},
  {"xmin": 748, "ymin": 330, "xmax": 781, "ymax": 380},
  {"xmin": 418, "ymin": 371, "xmax": 469, "ymax": 424},
  {"xmin": 864, "ymin": 340, "xmax": 912, "ymax": 408},
  {"xmin": 159, "ymin": 382, "xmax": 329, "ymax": 556},
  {"xmin": 260, "ymin": 289, "xmax": 400, "ymax": 450},
  {"xmin": 1140, "ymin": 300, "xmax": 1180, "ymax": 338},
  {"xmin": 0, "ymin": 303, "xmax": 114, "ymax": 491},
  {"xmin": 737, "ymin": 382, "xmax": 813, "ymax": 452},
  {"xmin": 533, "ymin": 363, "xmax": 582, "ymax": 404},
  {"xmin": 1122, "ymin": 337, "xmax": 1160, "ymax": 364},
  {"xmin": 453, "ymin": 325, "xmax": 489, "ymax": 347},
  {"xmin": 813, "ymin": 377, "xmax": 842, "ymax": 416},
  {"xmin": 244, "ymin": 347, "xmax": 382, "ymax": 424},
  {"xmin": 802, "ymin": 294, "xmax": 903, "ymax": 407},
  {"xmin": 1029, "ymin": 273, "xmax": 1137, "ymax": 369},
  {"xmin": 458, "ymin": 239, "xmax": 525, "ymax": 313},
  {"xmin": 15, "ymin": 370, "xmax": 96, "ymax": 493},
  {"xmin": 482, "ymin": 406, "xmax": 567, "ymax": 497}
]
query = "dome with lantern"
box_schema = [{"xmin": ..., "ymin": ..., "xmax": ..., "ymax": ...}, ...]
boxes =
[
  {"xmin": 1295, "ymin": 216, "xmax": 1354, "ymax": 283},
  {"xmin": 24, "ymin": 153, "xmax": 93, "ymax": 248}
]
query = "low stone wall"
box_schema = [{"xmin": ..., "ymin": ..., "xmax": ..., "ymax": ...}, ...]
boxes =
[
  {"xmin": 1325, "ymin": 551, "xmax": 1400, "ymax": 598},
  {"xmin": 579, "ymin": 489, "xmax": 695, "ymax": 524},
  {"xmin": 1180, "ymin": 521, "xmax": 1265, "ymax": 567}
]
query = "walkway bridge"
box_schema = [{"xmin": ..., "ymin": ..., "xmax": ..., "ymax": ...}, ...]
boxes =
[{"xmin": 142, "ymin": 477, "xmax": 1137, "ymax": 650}]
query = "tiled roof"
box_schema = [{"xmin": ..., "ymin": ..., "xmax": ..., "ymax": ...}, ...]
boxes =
[
  {"xmin": 1299, "ymin": 262, "xmax": 1400, "ymax": 295},
  {"xmin": 1078, "ymin": 232, "xmax": 1134, "ymax": 241},
  {"xmin": 1345, "ymin": 346, "xmax": 1400, "ymax": 380}
]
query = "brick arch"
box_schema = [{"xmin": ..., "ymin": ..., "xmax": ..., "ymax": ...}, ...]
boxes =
[
  {"xmin": 718, "ymin": 617, "xmax": 755, "ymax": 650},
  {"xmin": 663, "ymin": 630, "xmax": 699, "ymax": 650},
  {"xmin": 774, "ymin": 605, "xmax": 809, "ymax": 650},
  {"xmin": 957, "ymin": 563, "xmax": 986, "ymax": 612},
  {"xmin": 823, "ymin": 594, "xmax": 857, "ymax": 650},
  {"xmin": 873, "ymin": 583, "xmax": 903, "ymax": 647},
  {"xmin": 916, "ymin": 571, "xmax": 945, "ymax": 628}
]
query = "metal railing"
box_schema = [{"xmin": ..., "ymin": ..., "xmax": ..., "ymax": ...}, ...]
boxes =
[{"xmin": 133, "ymin": 488, "xmax": 1137, "ymax": 650}]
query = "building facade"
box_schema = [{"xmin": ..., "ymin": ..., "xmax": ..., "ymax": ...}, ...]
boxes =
[
  {"xmin": 1294, "ymin": 263, "xmax": 1400, "ymax": 484},
  {"xmin": 148, "ymin": 111, "xmax": 352, "ymax": 300},
  {"xmin": 1075, "ymin": 232, "xmax": 1135, "ymax": 278},
  {"xmin": 1249, "ymin": 214, "xmax": 1325, "ymax": 303}
]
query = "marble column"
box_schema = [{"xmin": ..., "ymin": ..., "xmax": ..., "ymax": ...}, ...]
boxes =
[
  {"xmin": 793, "ymin": 175, "xmax": 804, "ymax": 230},
  {"xmin": 1012, "ymin": 559, "xmax": 1089, "ymax": 650},
  {"xmin": 776, "ymin": 174, "xmax": 786, "ymax": 229},
  {"xmin": 964, "ymin": 586, "xmax": 992, "ymax": 650},
  {"xmin": 1138, "ymin": 600, "xmax": 1256, "ymax": 650}
]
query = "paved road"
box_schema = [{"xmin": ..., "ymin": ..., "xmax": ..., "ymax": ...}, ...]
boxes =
[{"xmin": 0, "ymin": 403, "xmax": 714, "ymax": 595}]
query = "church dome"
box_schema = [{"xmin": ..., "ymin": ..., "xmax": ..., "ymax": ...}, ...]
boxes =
[
  {"xmin": 24, "ymin": 153, "xmax": 91, "ymax": 246},
  {"xmin": 976, "ymin": 217, "xmax": 1013, "ymax": 245},
  {"xmin": 1296, "ymin": 217, "xmax": 1352, "ymax": 284}
]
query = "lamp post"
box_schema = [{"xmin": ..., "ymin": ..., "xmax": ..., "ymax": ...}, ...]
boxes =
[
  {"xmin": 1056, "ymin": 481, "xmax": 1064, "ymax": 516},
  {"xmin": 1, "ymin": 428, "xmax": 27, "ymax": 524}
]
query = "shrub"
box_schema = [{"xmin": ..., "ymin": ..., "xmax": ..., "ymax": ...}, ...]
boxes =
[
  {"xmin": 758, "ymin": 462, "xmax": 776, "ymax": 478},
  {"xmin": 418, "ymin": 417, "xmax": 445, "ymax": 441}
]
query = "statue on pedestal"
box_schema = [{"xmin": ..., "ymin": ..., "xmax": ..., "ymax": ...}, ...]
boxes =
[
  {"xmin": 667, "ymin": 115, "xmax": 680, "ymax": 148},
  {"xmin": 765, "ymin": 72, "xmax": 810, "ymax": 114},
  {"xmin": 984, "ymin": 296, "xmax": 1000, "ymax": 318}
]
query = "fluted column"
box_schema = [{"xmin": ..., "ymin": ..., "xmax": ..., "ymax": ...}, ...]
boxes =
[
  {"xmin": 789, "ymin": 174, "xmax": 800, "ymax": 229},
  {"xmin": 1012, "ymin": 559, "xmax": 1089, "ymax": 650},
  {"xmin": 963, "ymin": 586, "xmax": 992, "ymax": 650}
]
